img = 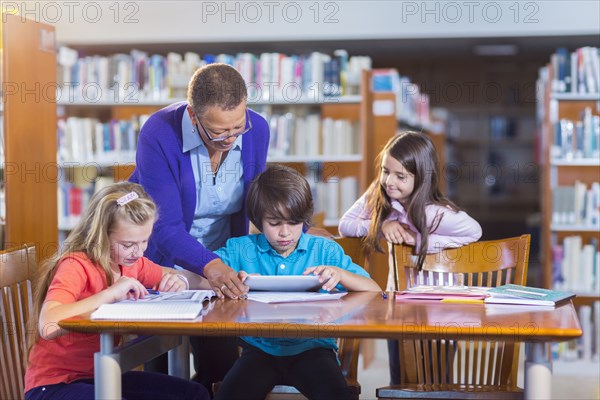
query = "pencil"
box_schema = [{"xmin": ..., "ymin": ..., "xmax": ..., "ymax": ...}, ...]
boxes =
[{"xmin": 440, "ymin": 298, "xmax": 484, "ymax": 304}]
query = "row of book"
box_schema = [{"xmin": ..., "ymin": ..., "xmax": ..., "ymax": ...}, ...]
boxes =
[
  {"xmin": 58, "ymin": 114, "xmax": 361, "ymax": 163},
  {"xmin": 264, "ymin": 113, "xmax": 359, "ymax": 158},
  {"xmin": 57, "ymin": 179, "xmax": 96, "ymax": 230},
  {"xmin": 552, "ymin": 301, "xmax": 600, "ymax": 363},
  {"xmin": 551, "ymin": 182, "xmax": 600, "ymax": 227},
  {"xmin": 58, "ymin": 173, "xmax": 359, "ymax": 230},
  {"xmin": 552, "ymin": 236, "xmax": 600, "ymax": 294},
  {"xmin": 550, "ymin": 47, "xmax": 600, "ymax": 94},
  {"xmin": 310, "ymin": 176, "xmax": 359, "ymax": 222},
  {"xmin": 57, "ymin": 46, "xmax": 372, "ymax": 103},
  {"xmin": 551, "ymin": 107, "xmax": 600, "ymax": 161},
  {"xmin": 370, "ymin": 69, "xmax": 431, "ymax": 129},
  {"xmin": 57, "ymin": 116, "xmax": 149, "ymax": 165}
]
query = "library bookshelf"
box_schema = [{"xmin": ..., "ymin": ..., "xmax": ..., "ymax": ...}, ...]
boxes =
[
  {"xmin": 54, "ymin": 48, "xmax": 396, "ymax": 236},
  {"xmin": 538, "ymin": 49, "xmax": 600, "ymax": 367},
  {"xmin": 1, "ymin": 14, "xmax": 58, "ymax": 254}
]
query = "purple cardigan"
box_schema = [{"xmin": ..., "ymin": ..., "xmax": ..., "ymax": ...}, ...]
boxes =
[{"xmin": 130, "ymin": 102, "xmax": 269, "ymax": 276}]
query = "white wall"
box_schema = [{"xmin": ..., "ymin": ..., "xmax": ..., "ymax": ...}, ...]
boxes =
[{"xmin": 4, "ymin": 1, "xmax": 599, "ymax": 44}]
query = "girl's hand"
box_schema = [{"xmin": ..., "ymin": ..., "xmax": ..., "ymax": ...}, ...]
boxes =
[
  {"xmin": 157, "ymin": 273, "xmax": 187, "ymax": 292},
  {"xmin": 382, "ymin": 220, "xmax": 407, "ymax": 244},
  {"xmin": 399, "ymin": 224, "xmax": 416, "ymax": 246},
  {"xmin": 304, "ymin": 266, "xmax": 344, "ymax": 291},
  {"xmin": 110, "ymin": 276, "xmax": 147, "ymax": 302}
]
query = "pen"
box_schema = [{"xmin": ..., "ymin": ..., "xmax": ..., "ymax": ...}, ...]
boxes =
[
  {"xmin": 147, "ymin": 289, "xmax": 160, "ymax": 295},
  {"xmin": 381, "ymin": 291, "xmax": 388, "ymax": 300}
]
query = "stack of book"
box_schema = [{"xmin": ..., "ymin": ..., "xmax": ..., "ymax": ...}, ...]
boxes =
[{"xmin": 395, "ymin": 284, "xmax": 576, "ymax": 307}]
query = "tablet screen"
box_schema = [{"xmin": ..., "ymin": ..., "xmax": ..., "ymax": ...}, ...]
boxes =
[{"xmin": 245, "ymin": 275, "xmax": 322, "ymax": 291}]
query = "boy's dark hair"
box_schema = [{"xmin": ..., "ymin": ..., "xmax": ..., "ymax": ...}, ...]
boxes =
[{"xmin": 247, "ymin": 164, "xmax": 313, "ymax": 231}]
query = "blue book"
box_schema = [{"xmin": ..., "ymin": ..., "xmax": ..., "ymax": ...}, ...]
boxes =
[{"xmin": 485, "ymin": 284, "xmax": 575, "ymax": 306}]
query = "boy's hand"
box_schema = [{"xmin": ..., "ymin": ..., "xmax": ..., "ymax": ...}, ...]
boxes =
[
  {"xmin": 236, "ymin": 271, "xmax": 260, "ymax": 283},
  {"xmin": 204, "ymin": 259, "xmax": 249, "ymax": 299},
  {"xmin": 304, "ymin": 266, "xmax": 344, "ymax": 291},
  {"xmin": 157, "ymin": 273, "xmax": 186, "ymax": 292}
]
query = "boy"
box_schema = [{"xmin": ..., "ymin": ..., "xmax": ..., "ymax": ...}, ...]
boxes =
[{"xmin": 214, "ymin": 164, "xmax": 380, "ymax": 400}]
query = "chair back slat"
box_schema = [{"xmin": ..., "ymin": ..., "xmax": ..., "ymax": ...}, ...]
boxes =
[
  {"xmin": 333, "ymin": 237, "xmax": 365, "ymax": 386},
  {"xmin": 0, "ymin": 244, "xmax": 37, "ymax": 400},
  {"xmin": 391, "ymin": 235, "xmax": 530, "ymax": 390}
]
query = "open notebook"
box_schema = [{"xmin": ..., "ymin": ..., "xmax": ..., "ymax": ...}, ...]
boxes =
[{"xmin": 91, "ymin": 290, "xmax": 215, "ymax": 320}]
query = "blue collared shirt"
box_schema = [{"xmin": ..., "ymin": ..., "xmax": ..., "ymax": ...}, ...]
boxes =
[
  {"xmin": 181, "ymin": 112, "xmax": 244, "ymax": 251},
  {"xmin": 215, "ymin": 233, "xmax": 370, "ymax": 356}
]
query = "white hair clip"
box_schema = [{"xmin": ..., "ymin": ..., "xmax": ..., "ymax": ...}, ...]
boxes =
[{"xmin": 117, "ymin": 191, "xmax": 139, "ymax": 206}]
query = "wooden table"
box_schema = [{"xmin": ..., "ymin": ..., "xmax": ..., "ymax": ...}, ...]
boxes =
[{"xmin": 59, "ymin": 292, "xmax": 582, "ymax": 400}]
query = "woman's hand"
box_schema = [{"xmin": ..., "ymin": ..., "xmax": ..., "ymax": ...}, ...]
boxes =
[
  {"xmin": 156, "ymin": 273, "xmax": 187, "ymax": 292},
  {"xmin": 204, "ymin": 259, "xmax": 249, "ymax": 299},
  {"xmin": 110, "ymin": 276, "xmax": 148, "ymax": 301},
  {"xmin": 304, "ymin": 266, "xmax": 344, "ymax": 291}
]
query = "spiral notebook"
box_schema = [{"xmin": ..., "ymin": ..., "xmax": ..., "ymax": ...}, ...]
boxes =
[{"xmin": 91, "ymin": 290, "xmax": 215, "ymax": 320}]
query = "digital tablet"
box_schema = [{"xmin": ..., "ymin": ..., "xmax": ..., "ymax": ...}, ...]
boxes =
[{"xmin": 245, "ymin": 275, "xmax": 322, "ymax": 292}]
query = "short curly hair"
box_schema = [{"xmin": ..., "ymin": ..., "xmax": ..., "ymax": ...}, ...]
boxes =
[{"xmin": 187, "ymin": 63, "xmax": 248, "ymax": 116}]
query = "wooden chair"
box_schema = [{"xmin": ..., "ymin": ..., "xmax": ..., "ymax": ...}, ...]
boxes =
[
  {"xmin": 377, "ymin": 235, "xmax": 530, "ymax": 400},
  {"xmin": 0, "ymin": 244, "xmax": 38, "ymax": 400},
  {"xmin": 214, "ymin": 237, "xmax": 365, "ymax": 400}
]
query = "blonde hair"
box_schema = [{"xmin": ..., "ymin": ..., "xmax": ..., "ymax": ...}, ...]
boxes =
[{"xmin": 28, "ymin": 182, "xmax": 157, "ymax": 354}]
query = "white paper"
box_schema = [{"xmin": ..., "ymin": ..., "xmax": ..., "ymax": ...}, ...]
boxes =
[{"xmin": 247, "ymin": 291, "xmax": 347, "ymax": 304}]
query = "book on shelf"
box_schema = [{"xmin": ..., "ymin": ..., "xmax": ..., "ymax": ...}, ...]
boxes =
[
  {"xmin": 551, "ymin": 108, "xmax": 600, "ymax": 161},
  {"xmin": 58, "ymin": 115, "xmax": 147, "ymax": 165},
  {"xmin": 551, "ymin": 182, "xmax": 600, "ymax": 227},
  {"xmin": 484, "ymin": 284, "xmax": 575, "ymax": 307},
  {"xmin": 307, "ymin": 170, "xmax": 358, "ymax": 223},
  {"xmin": 552, "ymin": 235, "xmax": 599, "ymax": 293},
  {"xmin": 91, "ymin": 290, "xmax": 216, "ymax": 320},
  {"xmin": 549, "ymin": 47, "xmax": 600, "ymax": 95},
  {"xmin": 57, "ymin": 46, "xmax": 372, "ymax": 103},
  {"xmin": 264, "ymin": 113, "xmax": 359, "ymax": 159}
]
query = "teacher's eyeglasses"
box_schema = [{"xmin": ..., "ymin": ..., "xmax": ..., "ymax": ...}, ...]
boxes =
[{"xmin": 195, "ymin": 109, "xmax": 252, "ymax": 142}]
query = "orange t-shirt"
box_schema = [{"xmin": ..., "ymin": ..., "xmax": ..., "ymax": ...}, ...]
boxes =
[{"xmin": 24, "ymin": 252, "xmax": 163, "ymax": 393}]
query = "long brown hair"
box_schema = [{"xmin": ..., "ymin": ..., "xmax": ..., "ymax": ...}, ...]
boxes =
[
  {"xmin": 27, "ymin": 182, "xmax": 157, "ymax": 354},
  {"xmin": 364, "ymin": 132, "xmax": 458, "ymax": 269}
]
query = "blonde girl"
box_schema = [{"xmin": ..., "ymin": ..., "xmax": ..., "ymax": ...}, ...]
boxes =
[{"xmin": 24, "ymin": 182, "xmax": 208, "ymax": 400}]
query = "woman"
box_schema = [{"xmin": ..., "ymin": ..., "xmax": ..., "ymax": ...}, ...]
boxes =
[{"xmin": 130, "ymin": 63, "xmax": 270, "ymax": 395}]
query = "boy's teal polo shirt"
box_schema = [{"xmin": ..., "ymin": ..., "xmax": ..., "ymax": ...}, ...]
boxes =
[{"xmin": 215, "ymin": 233, "xmax": 370, "ymax": 356}]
